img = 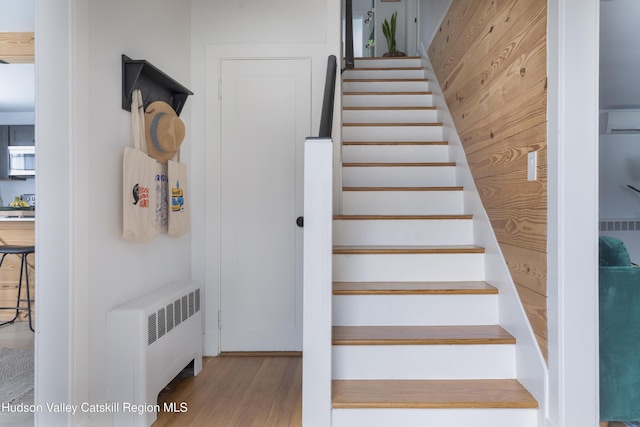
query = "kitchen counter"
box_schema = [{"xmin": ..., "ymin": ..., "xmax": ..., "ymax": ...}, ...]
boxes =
[
  {"xmin": 0, "ymin": 219, "xmax": 35, "ymax": 323},
  {"xmin": 0, "ymin": 207, "xmax": 34, "ymax": 220}
]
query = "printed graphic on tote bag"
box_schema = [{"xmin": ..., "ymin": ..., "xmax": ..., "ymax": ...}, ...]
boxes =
[
  {"xmin": 132, "ymin": 183, "xmax": 150, "ymax": 207},
  {"xmin": 155, "ymin": 169, "xmax": 169, "ymax": 228},
  {"xmin": 171, "ymin": 180, "xmax": 184, "ymax": 212}
]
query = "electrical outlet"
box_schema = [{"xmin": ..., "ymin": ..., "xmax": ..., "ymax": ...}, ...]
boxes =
[{"xmin": 528, "ymin": 151, "xmax": 537, "ymax": 181}]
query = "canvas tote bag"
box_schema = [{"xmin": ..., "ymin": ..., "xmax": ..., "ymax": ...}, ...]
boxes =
[
  {"xmin": 168, "ymin": 158, "xmax": 191, "ymax": 237},
  {"xmin": 154, "ymin": 162, "xmax": 169, "ymax": 233},
  {"xmin": 123, "ymin": 90, "xmax": 158, "ymax": 242}
]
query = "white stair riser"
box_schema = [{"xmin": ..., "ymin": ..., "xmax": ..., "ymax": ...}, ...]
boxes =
[
  {"xmin": 342, "ymin": 166, "xmax": 456, "ymax": 187},
  {"xmin": 332, "ymin": 294, "xmax": 497, "ymax": 326},
  {"xmin": 333, "ymin": 253, "xmax": 484, "ymax": 282},
  {"xmin": 343, "ymin": 108, "xmax": 439, "ymax": 124},
  {"xmin": 342, "ymin": 144, "xmax": 450, "ymax": 163},
  {"xmin": 332, "ymin": 344, "xmax": 515, "ymax": 380},
  {"xmin": 333, "ymin": 219, "xmax": 473, "ymax": 246},
  {"xmin": 344, "ymin": 69, "xmax": 425, "ymax": 79},
  {"xmin": 342, "ymin": 191, "xmax": 464, "ymax": 215},
  {"xmin": 343, "ymin": 94, "xmax": 434, "ymax": 108},
  {"xmin": 343, "ymin": 126, "xmax": 443, "ymax": 142},
  {"xmin": 354, "ymin": 58, "xmax": 422, "ymax": 68},
  {"xmin": 343, "ymin": 81, "xmax": 430, "ymax": 93},
  {"xmin": 332, "ymin": 408, "xmax": 537, "ymax": 427}
]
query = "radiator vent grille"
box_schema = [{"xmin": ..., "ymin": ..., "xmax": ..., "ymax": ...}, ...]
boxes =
[
  {"xmin": 600, "ymin": 219, "xmax": 640, "ymax": 232},
  {"xmin": 182, "ymin": 296, "xmax": 188, "ymax": 322},
  {"xmin": 174, "ymin": 299, "xmax": 181, "ymax": 327},
  {"xmin": 147, "ymin": 288, "xmax": 201, "ymax": 346},
  {"xmin": 166, "ymin": 303, "xmax": 174, "ymax": 332},
  {"xmin": 158, "ymin": 307, "xmax": 166, "ymax": 339},
  {"xmin": 148, "ymin": 313, "xmax": 157, "ymax": 345}
]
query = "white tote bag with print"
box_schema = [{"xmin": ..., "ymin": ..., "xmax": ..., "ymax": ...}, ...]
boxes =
[
  {"xmin": 168, "ymin": 159, "xmax": 191, "ymax": 237},
  {"xmin": 123, "ymin": 90, "xmax": 158, "ymax": 243}
]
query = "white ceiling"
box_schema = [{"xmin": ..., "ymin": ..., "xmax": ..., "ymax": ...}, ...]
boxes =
[
  {"xmin": 0, "ymin": 0, "xmax": 35, "ymax": 113},
  {"xmin": 0, "ymin": 0, "xmax": 636, "ymax": 112}
]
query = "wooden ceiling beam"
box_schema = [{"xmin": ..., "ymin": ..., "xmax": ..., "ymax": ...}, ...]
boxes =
[{"xmin": 0, "ymin": 32, "xmax": 35, "ymax": 64}]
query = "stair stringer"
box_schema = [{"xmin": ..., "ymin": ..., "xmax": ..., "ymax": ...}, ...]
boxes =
[{"xmin": 419, "ymin": 50, "xmax": 548, "ymax": 426}]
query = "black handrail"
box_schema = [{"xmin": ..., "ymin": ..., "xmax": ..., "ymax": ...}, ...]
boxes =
[
  {"xmin": 345, "ymin": 0, "xmax": 355, "ymax": 70},
  {"xmin": 318, "ymin": 55, "xmax": 337, "ymax": 138}
]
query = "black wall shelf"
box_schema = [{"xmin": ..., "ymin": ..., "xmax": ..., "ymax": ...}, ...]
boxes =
[{"xmin": 122, "ymin": 55, "xmax": 193, "ymax": 116}]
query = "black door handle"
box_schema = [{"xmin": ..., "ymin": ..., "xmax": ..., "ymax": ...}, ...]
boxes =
[{"xmin": 296, "ymin": 216, "xmax": 304, "ymax": 228}]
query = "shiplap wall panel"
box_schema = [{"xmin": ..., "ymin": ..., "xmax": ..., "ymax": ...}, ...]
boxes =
[
  {"xmin": 502, "ymin": 243, "xmax": 547, "ymax": 296},
  {"xmin": 429, "ymin": 0, "xmax": 548, "ymax": 361}
]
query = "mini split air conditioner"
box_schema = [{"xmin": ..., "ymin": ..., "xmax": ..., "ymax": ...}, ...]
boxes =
[{"xmin": 601, "ymin": 110, "xmax": 640, "ymax": 134}]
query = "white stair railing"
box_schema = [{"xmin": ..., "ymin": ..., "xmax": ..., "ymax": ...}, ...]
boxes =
[{"xmin": 302, "ymin": 137, "xmax": 333, "ymax": 426}]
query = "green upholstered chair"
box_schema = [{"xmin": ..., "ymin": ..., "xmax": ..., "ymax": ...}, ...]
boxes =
[{"xmin": 600, "ymin": 236, "xmax": 640, "ymax": 422}]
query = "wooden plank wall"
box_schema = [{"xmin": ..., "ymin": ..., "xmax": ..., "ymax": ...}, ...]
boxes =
[
  {"xmin": 0, "ymin": 32, "xmax": 35, "ymax": 63},
  {"xmin": 428, "ymin": 0, "xmax": 548, "ymax": 360}
]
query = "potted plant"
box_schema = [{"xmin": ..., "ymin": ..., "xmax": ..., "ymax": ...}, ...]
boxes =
[{"xmin": 382, "ymin": 11, "xmax": 405, "ymax": 57}]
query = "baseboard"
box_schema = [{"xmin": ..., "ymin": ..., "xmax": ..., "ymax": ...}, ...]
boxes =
[{"xmin": 220, "ymin": 351, "xmax": 302, "ymax": 357}]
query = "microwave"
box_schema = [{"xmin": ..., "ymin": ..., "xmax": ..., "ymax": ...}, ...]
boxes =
[{"xmin": 8, "ymin": 146, "xmax": 35, "ymax": 177}]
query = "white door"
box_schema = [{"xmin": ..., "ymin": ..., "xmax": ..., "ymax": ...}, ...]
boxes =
[{"xmin": 220, "ymin": 58, "xmax": 310, "ymax": 351}]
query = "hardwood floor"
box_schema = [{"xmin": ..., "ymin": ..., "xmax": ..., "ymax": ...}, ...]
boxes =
[{"xmin": 154, "ymin": 355, "xmax": 302, "ymax": 427}]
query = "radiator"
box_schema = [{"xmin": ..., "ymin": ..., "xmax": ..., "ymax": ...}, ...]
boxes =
[{"xmin": 108, "ymin": 280, "xmax": 203, "ymax": 426}]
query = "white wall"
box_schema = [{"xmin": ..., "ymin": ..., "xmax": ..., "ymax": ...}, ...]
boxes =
[
  {"xmin": 36, "ymin": 0, "xmax": 192, "ymax": 425},
  {"xmin": 0, "ymin": 0, "xmax": 34, "ymax": 31},
  {"xmin": 0, "ymin": 1, "xmax": 36, "ymax": 124},
  {"xmin": 0, "ymin": 178, "xmax": 35, "ymax": 207},
  {"xmin": 190, "ymin": 0, "xmax": 341, "ymax": 356},
  {"xmin": 600, "ymin": 134, "xmax": 640, "ymax": 218},
  {"xmin": 418, "ymin": 0, "xmax": 452, "ymax": 49},
  {"xmin": 86, "ymin": 0, "xmax": 192, "ymax": 419},
  {"xmin": 599, "ymin": 133, "xmax": 640, "ymax": 262}
]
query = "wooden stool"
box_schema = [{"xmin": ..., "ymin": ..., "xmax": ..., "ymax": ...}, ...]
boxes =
[{"xmin": 0, "ymin": 245, "xmax": 35, "ymax": 332}]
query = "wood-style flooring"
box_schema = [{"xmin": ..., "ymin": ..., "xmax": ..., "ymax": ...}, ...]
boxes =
[{"xmin": 154, "ymin": 355, "xmax": 302, "ymax": 426}]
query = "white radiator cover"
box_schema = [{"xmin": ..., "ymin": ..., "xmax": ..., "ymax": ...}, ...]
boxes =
[{"xmin": 108, "ymin": 280, "xmax": 203, "ymax": 426}]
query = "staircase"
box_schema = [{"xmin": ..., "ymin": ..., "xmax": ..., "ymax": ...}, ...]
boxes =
[{"xmin": 330, "ymin": 57, "xmax": 539, "ymax": 426}]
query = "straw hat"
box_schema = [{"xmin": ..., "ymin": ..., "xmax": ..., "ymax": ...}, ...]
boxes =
[{"xmin": 144, "ymin": 101, "xmax": 185, "ymax": 163}]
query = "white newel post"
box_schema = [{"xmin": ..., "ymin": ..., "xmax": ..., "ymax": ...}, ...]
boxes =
[{"xmin": 302, "ymin": 137, "xmax": 333, "ymax": 426}]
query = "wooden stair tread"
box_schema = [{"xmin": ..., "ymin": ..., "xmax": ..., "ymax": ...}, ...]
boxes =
[
  {"xmin": 333, "ymin": 245, "xmax": 484, "ymax": 254},
  {"xmin": 345, "ymin": 66, "xmax": 424, "ymax": 71},
  {"xmin": 352, "ymin": 56, "xmax": 422, "ymax": 60},
  {"xmin": 333, "ymin": 281, "xmax": 497, "ymax": 295},
  {"xmin": 343, "ymin": 78, "xmax": 428, "ymax": 82},
  {"xmin": 333, "ymin": 214, "xmax": 472, "ymax": 220},
  {"xmin": 342, "ymin": 140, "xmax": 447, "ymax": 145},
  {"xmin": 343, "ymin": 106, "xmax": 436, "ymax": 111},
  {"xmin": 342, "ymin": 162, "xmax": 455, "ymax": 167},
  {"xmin": 332, "ymin": 325, "xmax": 515, "ymax": 345},
  {"xmin": 343, "ymin": 122, "xmax": 442, "ymax": 127},
  {"xmin": 343, "ymin": 186, "xmax": 463, "ymax": 191},
  {"xmin": 344, "ymin": 91, "xmax": 432, "ymax": 96},
  {"xmin": 332, "ymin": 379, "xmax": 538, "ymax": 409}
]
